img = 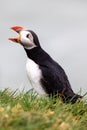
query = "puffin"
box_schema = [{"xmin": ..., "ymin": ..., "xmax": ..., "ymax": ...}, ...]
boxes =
[{"xmin": 9, "ymin": 26, "xmax": 82, "ymax": 103}]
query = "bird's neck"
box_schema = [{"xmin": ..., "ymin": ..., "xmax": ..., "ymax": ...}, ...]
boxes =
[{"xmin": 24, "ymin": 47, "xmax": 49, "ymax": 64}]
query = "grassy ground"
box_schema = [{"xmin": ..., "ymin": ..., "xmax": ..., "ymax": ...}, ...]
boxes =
[{"xmin": 0, "ymin": 88, "xmax": 87, "ymax": 130}]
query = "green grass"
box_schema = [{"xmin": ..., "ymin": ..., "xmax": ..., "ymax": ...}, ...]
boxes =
[{"xmin": 0, "ymin": 88, "xmax": 87, "ymax": 130}]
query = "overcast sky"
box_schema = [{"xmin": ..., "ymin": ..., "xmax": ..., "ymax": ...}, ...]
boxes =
[{"xmin": 0, "ymin": 0, "xmax": 87, "ymax": 94}]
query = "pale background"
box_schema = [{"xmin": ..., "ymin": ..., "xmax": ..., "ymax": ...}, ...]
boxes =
[{"xmin": 0, "ymin": 0, "xmax": 87, "ymax": 94}]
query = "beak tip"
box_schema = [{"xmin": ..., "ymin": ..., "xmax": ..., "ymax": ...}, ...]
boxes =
[
  {"xmin": 11, "ymin": 27, "xmax": 14, "ymax": 30},
  {"xmin": 8, "ymin": 38, "xmax": 12, "ymax": 40},
  {"xmin": 8, "ymin": 38, "xmax": 17, "ymax": 42},
  {"xmin": 10, "ymin": 26, "xmax": 24, "ymax": 32}
]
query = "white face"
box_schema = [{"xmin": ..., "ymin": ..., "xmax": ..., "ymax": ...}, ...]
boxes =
[{"xmin": 20, "ymin": 30, "xmax": 36, "ymax": 49}]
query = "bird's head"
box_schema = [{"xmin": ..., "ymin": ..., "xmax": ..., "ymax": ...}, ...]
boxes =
[{"xmin": 9, "ymin": 26, "xmax": 40, "ymax": 49}]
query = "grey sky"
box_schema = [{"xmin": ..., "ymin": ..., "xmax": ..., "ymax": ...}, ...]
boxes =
[{"xmin": 0, "ymin": 0, "xmax": 87, "ymax": 94}]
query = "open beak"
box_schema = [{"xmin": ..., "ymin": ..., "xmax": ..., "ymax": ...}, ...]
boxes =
[{"xmin": 9, "ymin": 26, "xmax": 24, "ymax": 43}]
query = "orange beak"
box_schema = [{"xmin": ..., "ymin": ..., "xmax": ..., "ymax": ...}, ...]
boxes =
[{"xmin": 9, "ymin": 26, "xmax": 24, "ymax": 43}]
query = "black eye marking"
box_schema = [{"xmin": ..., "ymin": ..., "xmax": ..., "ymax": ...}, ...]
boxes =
[{"xmin": 26, "ymin": 34, "xmax": 30, "ymax": 38}]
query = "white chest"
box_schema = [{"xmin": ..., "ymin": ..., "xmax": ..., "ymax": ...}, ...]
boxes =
[{"xmin": 26, "ymin": 58, "xmax": 46, "ymax": 95}]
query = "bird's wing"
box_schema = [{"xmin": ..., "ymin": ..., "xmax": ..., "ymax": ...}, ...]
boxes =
[{"xmin": 39, "ymin": 62, "xmax": 74, "ymax": 97}]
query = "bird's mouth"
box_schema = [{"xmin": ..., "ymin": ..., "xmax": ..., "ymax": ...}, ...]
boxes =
[{"xmin": 9, "ymin": 26, "xmax": 24, "ymax": 43}]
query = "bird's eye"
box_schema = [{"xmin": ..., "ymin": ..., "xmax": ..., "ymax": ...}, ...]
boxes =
[{"xmin": 26, "ymin": 34, "xmax": 30, "ymax": 38}]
